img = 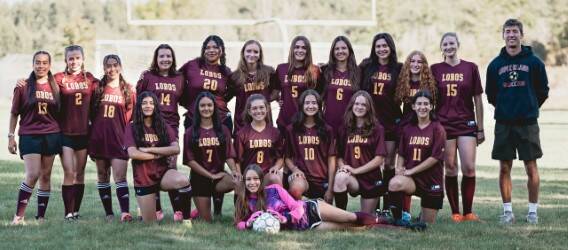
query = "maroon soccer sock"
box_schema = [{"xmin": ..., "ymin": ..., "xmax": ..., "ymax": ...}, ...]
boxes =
[
  {"xmin": 36, "ymin": 189, "xmax": 50, "ymax": 219},
  {"xmin": 97, "ymin": 182, "xmax": 114, "ymax": 215},
  {"xmin": 403, "ymin": 195, "xmax": 412, "ymax": 212},
  {"xmin": 62, "ymin": 185, "xmax": 74, "ymax": 216},
  {"xmin": 155, "ymin": 191, "xmax": 162, "ymax": 212},
  {"xmin": 461, "ymin": 176, "xmax": 476, "ymax": 215},
  {"xmin": 389, "ymin": 191, "xmax": 404, "ymax": 220},
  {"xmin": 73, "ymin": 184, "xmax": 85, "ymax": 213},
  {"xmin": 115, "ymin": 181, "xmax": 130, "ymax": 214},
  {"xmin": 334, "ymin": 191, "xmax": 348, "ymax": 210},
  {"xmin": 445, "ymin": 175, "xmax": 460, "ymax": 214},
  {"xmin": 168, "ymin": 190, "xmax": 180, "ymax": 212},
  {"xmin": 381, "ymin": 168, "xmax": 395, "ymax": 210},
  {"xmin": 354, "ymin": 211, "xmax": 378, "ymax": 225},
  {"xmin": 178, "ymin": 185, "xmax": 192, "ymax": 219},
  {"xmin": 213, "ymin": 192, "xmax": 224, "ymax": 216},
  {"xmin": 16, "ymin": 182, "xmax": 33, "ymax": 217}
]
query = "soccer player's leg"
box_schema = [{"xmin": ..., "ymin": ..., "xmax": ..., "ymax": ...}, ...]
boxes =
[
  {"xmin": 111, "ymin": 158, "xmax": 131, "ymax": 222},
  {"xmin": 60, "ymin": 146, "xmax": 76, "ymax": 219},
  {"xmin": 160, "ymin": 169, "xmax": 192, "ymax": 222},
  {"xmin": 332, "ymin": 171, "xmax": 358, "ymax": 210},
  {"xmin": 387, "ymin": 175, "xmax": 416, "ymax": 221},
  {"xmin": 444, "ymin": 137, "xmax": 461, "ymax": 222},
  {"xmin": 287, "ymin": 173, "xmax": 308, "ymax": 200},
  {"xmin": 457, "ymin": 136, "xmax": 478, "ymax": 220},
  {"xmin": 72, "ymin": 148, "xmax": 88, "ymax": 218},
  {"xmin": 37, "ymin": 154, "xmax": 56, "ymax": 220},
  {"xmin": 96, "ymin": 159, "xmax": 114, "ymax": 219},
  {"xmin": 136, "ymin": 186, "xmax": 158, "ymax": 222}
]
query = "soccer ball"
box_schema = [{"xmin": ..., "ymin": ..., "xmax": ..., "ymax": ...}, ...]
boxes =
[{"xmin": 252, "ymin": 212, "xmax": 280, "ymax": 234}]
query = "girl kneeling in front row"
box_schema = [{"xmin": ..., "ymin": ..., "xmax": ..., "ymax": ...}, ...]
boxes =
[{"xmin": 125, "ymin": 91, "xmax": 192, "ymax": 223}]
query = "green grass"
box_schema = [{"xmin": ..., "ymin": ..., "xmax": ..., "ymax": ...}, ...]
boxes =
[{"xmin": 1, "ymin": 159, "xmax": 567, "ymax": 250}]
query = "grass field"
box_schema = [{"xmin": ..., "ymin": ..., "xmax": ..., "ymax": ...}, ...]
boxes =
[{"xmin": 0, "ymin": 160, "xmax": 567, "ymax": 249}]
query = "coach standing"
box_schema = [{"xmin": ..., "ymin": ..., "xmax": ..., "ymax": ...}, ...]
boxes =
[{"xmin": 486, "ymin": 19, "xmax": 549, "ymax": 225}]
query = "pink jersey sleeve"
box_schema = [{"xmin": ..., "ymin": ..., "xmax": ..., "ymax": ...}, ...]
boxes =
[{"xmin": 268, "ymin": 184, "xmax": 305, "ymax": 222}]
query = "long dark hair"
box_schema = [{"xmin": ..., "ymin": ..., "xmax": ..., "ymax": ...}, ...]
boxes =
[
  {"xmin": 231, "ymin": 40, "xmax": 274, "ymax": 90},
  {"xmin": 132, "ymin": 91, "xmax": 170, "ymax": 147},
  {"xmin": 149, "ymin": 44, "xmax": 179, "ymax": 76},
  {"xmin": 323, "ymin": 36, "xmax": 360, "ymax": 93},
  {"xmin": 410, "ymin": 89, "xmax": 437, "ymax": 125},
  {"xmin": 361, "ymin": 33, "xmax": 401, "ymax": 92},
  {"xmin": 198, "ymin": 35, "xmax": 230, "ymax": 77},
  {"xmin": 191, "ymin": 91, "xmax": 226, "ymax": 152},
  {"xmin": 25, "ymin": 51, "xmax": 60, "ymax": 111},
  {"xmin": 234, "ymin": 164, "xmax": 267, "ymax": 224},
  {"xmin": 287, "ymin": 36, "xmax": 319, "ymax": 89},
  {"xmin": 92, "ymin": 54, "xmax": 132, "ymax": 121},
  {"xmin": 292, "ymin": 89, "xmax": 329, "ymax": 143},
  {"xmin": 343, "ymin": 91, "xmax": 377, "ymax": 137},
  {"xmin": 242, "ymin": 94, "xmax": 272, "ymax": 125}
]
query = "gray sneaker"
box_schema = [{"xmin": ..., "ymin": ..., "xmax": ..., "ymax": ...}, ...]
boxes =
[
  {"xmin": 526, "ymin": 212, "xmax": 538, "ymax": 224},
  {"xmin": 499, "ymin": 211, "xmax": 515, "ymax": 225}
]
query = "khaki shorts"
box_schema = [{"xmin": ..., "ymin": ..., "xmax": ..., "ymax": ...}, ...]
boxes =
[{"xmin": 492, "ymin": 122, "xmax": 543, "ymax": 161}]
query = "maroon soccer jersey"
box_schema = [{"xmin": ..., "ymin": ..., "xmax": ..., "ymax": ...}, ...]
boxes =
[
  {"xmin": 273, "ymin": 63, "xmax": 315, "ymax": 128},
  {"xmin": 398, "ymin": 121, "xmax": 446, "ymax": 195},
  {"xmin": 338, "ymin": 125, "xmax": 387, "ymax": 188},
  {"xmin": 229, "ymin": 72, "xmax": 275, "ymax": 134},
  {"xmin": 285, "ymin": 124, "xmax": 336, "ymax": 184},
  {"xmin": 431, "ymin": 60, "xmax": 483, "ymax": 137},
  {"xmin": 136, "ymin": 71, "xmax": 185, "ymax": 136},
  {"xmin": 402, "ymin": 80, "xmax": 422, "ymax": 117},
  {"xmin": 88, "ymin": 84, "xmax": 136, "ymax": 160},
  {"xmin": 54, "ymin": 71, "xmax": 98, "ymax": 135},
  {"xmin": 124, "ymin": 123, "xmax": 177, "ymax": 187},
  {"xmin": 235, "ymin": 124, "xmax": 283, "ymax": 173},
  {"xmin": 11, "ymin": 82, "xmax": 60, "ymax": 135},
  {"xmin": 322, "ymin": 70, "xmax": 354, "ymax": 132},
  {"xmin": 366, "ymin": 65, "xmax": 402, "ymax": 138},
  {"xmin": 179, "ymin": 59, "xmax": 231, "ymax": 121},
  {"xmin": 183, "ymin": 125, "xmax": 235, "ymax": 173}
]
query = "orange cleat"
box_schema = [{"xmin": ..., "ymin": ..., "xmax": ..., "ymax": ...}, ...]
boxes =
[
  {"xmin": 451, "ymin": 213, "xmax": 464, "ymax": 222},
  {"xmin": 463, "ymin": 213, "xmax": 480, "ymax": 221}
]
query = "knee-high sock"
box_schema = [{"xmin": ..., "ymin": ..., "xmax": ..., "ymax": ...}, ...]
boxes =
[
  {"xmin": 381, "ymin": 168, "xmax": 395, "ymax": 210},
  {"xmin": 177, "ymin": 186, "xmax": 192, "ymax": 219},
  {"xmin": 403, "ymin": 195, "xmax": 412, "ymax": 212},
  {"xmin": 461, "ymin": 176, "xmax": 476, "ymax": 215},
  {"xmin": 445, "ymin": 175, "xmax": 460, "ymax": 214},
  {"xmin": 115, "ymin": 181, "xmax": 130, "ymax": 213},
  {"xmin": 36, "ymin": 189, "xmax": 50, "ymax": 219},
  {"xmin": 62, "ymin": 185, "xmax": 74, "ymax": 216},
  {"xmin": 155, "ymin": 191, "xmax": 162, "ymax": 212},
  {"xmin": 97, "ymin": 182, "xmax": 113, "ymax": 215},
  {"xmin": 334, "ymin": 191, "xmax": 348, "ymax": 210},
  {"xmin": 16, "ymin": 182, "xmax": 33, "ymax": 217},
  {"xmin": 168, "ymin": 190, "xmax": 180, "ymax": 212},
  {"xmin": 389, "ymin": 191, "xmax": 404, "ymax": 220},
  {"xmin": 212, "ymin": 192, "xmax": 224, "ymax": 216},
  {"xmin": 73, "ymin": 184, "xmax": 85, "ymax": 213}
]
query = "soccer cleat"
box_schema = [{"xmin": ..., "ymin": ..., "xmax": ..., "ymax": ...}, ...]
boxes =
[
  {"xmin": 173, "ymin": 211, "xmax": 184, "ymax": 222},
  {"xmin": 73, "ymin": 212, "xmax": 81, "ymax": 220},
  {"xmin": 499, "ymin": 211, "xmax": 515, "ymax": 225},
  {"xmin": 120, "ymin": 212, "xmax": 133, "ymax": 222},
  {"xmin": 182, "ymin": 219, "xmax": 193, "ymax": 228},
  {"xmin": 156, "ymin": 210, "xmax": 164, "ymax": 221},
  {"xmin": 401, "ymin": 211, "xmax": 412, "ymax": 224},
  {"xmin": 463, "ymin": 213, "xmax": 480, "ymax": 222},
  {"xmin": 190, "ymin": 209, "xmax": 199, "ymax": 219},
  {"xmin": 64, "ymin": 213, "xmax": 76, "ymax": 222},
  {"xmin": 105, "ymin": 214, "xmax": 115, "ymax": 222},
  {"xmin": 451, "ymin": 213, "xmax": 464, "ymax": 222},
  {"xmin": 10, "ymin": 215, "xmax": 25, "ymax": 225},
  {"xmin": 375, "ymin": 209, "xmax": 395, "ymax": 224},
  {"xmin": 526, "ymin": 212, "xmax": 538, "ymax": 224}
]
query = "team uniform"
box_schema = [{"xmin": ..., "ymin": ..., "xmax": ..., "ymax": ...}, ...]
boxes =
[
  {"xmin": 285, "ymin": 124, "xmax": 336, "ymax": 199},
  {"xmin": 55, "ymin": 72, "xmax": 98, "ymax": 149},
  {"xmin": 431, "ymin": 60, "xmax": 483, "ymax": 139},
  {"xmin": 398, "ymin": 121, "xmax": 446, "ymax": 209},
  {"xmin": 183, "ymin": 125, "xmax": 235, "ymax": 197},
  {"xmin": 11, "ymin": 83, "xmax": 61, "ymax": 157},
  {"xmin": 365, "ymin": 64, "xmax": 402, "ymax": 141},
  {"xmin": 228, "ymin": 72, "xmax": 275, "ymax": 134},
  {"xmin": 124, "ymin": 124, "xmax": 177, "ymax": 195},
  {"xmin": 11, "ymin": 81, "xmax": 61, "ymax": 219},
  {"xmin": 136, "ymin": 71, "xmax": 185, "ymax": 138},
  {"xmin": 337, "ymin": 125, "xmax": 387, "ymax": 198},
  {"xmin": 179, "ymin": 59, "xmax": 232, "ymax": 129},
  {"xmin": 322, "ymin": 69, "xmax": 354, "ymax": 133},
  {"xmin": 273, "ymin": 63, "xmax": 315, "ymax": 131},
  {"xmin": 88, "ymin": 85, "xmax": 135, "ymax": 160},
  {"xmin": 234, "ymin": 124, "xmax": 283, "ymax": 174}
]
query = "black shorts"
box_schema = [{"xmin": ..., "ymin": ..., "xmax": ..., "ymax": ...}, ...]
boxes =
[
  {"xmin": 19, "ymin": 133, "xmax": 61, "ymax": 158},
  {"xmin": 190, "ymin": 171, "xmax": 223, "ymax": 197},
  {"xmin": 350, "ymin": 178, "xmax": 387, "ymax": 199},
  {"xmin": 135, "ymin": 184, "xmax": 160, "ymax": 197},
  {"xmin": 306, "ymin": 199, "xmax": 323, "ymax": 229},
  {"xmin": 305, "ymin": 181, "xmax": 328, "ymax": 199},
  {"xmin": 384, "ymin": 131, "xmax": 398, "ymax": 142},
  {"xmin": 61, "ymin": 134, "xmax": 89, "ymax": 150},
  {"xmin": 446, "ymin": 131, "xmax": 477, "ymax": 140},
  {"xmin": 414, "ymin": 186, "xmax": 443, "ymax": 210},
  {"xmin": 492, "ymin": 122, "xmax": 542, "ymax": 161}
]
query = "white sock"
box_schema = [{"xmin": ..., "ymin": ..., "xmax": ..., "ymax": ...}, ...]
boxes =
[
  {"xmin": 528, "ymin": 203, "xmax": 538, "ymax": 213},
  {"xmin": 503, "ymin": 202, "xmax": 512, "ymax": 213}
]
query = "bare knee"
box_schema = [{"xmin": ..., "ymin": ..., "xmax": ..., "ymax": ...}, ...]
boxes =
[
  {"xmin": 333, "ymin": 172, "xmax": 349, "ymax": 192},
  {"xmin": 265, "ymin": 173, "xmax": 282, "ymax": 186},
  {"xmin": 288, "ymin": 186, "xmax": 304, "ymax": 200},
  {"xmin": 174, "ymin": 175, "xmax": 190, "ymax": 188},
  {"xmin": 97, "ymin": 171, "xmax": 110, "ymax": 183},
  {"xmin": 388, "ymin": 178, "xmax": 404, "ymax": 192}
]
